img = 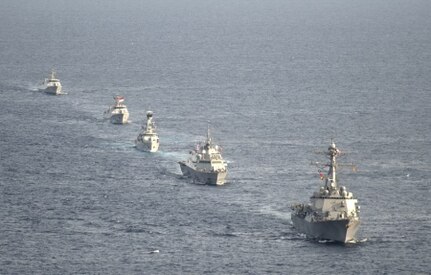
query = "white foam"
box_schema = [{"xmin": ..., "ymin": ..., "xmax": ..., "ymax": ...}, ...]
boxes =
[{"xmin": 259, "ymin": 205, "xmax": 291, "ymax": 221}]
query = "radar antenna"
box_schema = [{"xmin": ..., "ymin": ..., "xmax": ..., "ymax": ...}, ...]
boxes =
[{"xmin": 311, "ymin": 140, "xmax": 357, "ymax": 187}]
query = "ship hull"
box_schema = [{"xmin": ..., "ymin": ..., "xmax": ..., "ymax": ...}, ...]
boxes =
[
  {"xmin": 178, "ymin": 161, "xmax": 227, "ymax": 185},
  {"xmin": 291, "ymin": 214, "xmax": 360, "ymax": 243},
  {"xmin": 110, "ymin": 113, "xmax": 129, "ymax": 124},
  {"xmin": 135, "ymin": 140, "xmax": 159, "ymax": 152},
  {"xmin": 42, "ymin": 86, "xmax": 62, "ymax": 95}
]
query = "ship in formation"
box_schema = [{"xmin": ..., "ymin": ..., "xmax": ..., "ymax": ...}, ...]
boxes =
[
  {"xmin": 104, "ymin": 96, "xmax": 129, "ymax": 124},
  {"xmin": 291, "ymin": 141, "xmax": 360, "ymax": 243},
  {"xmin": 135, "ymin": 111, "xmax": 160, "ymax": 152},
  {"xmin": 178, "ymin": 127, "xmax": 228, "ymax": 185},
  {"xmin": 41, "ymin": 70, "xmax": 62, "ymax": 95}
]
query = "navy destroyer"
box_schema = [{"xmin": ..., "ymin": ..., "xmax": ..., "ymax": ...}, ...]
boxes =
[
  {"xmin": 135, "ymin": 111, "xmax": 160, "ymax": 152},
  {"xmin": 104, "ymin": 96, "xmax": 129, "ymax": 124},
  {"xmin": 41, "ymin": 70, "xmax": 62, "ymax": 95},
  {"xmin": 178, "ymin": 127, "xmax": 227, "ymax": 185},
  {"xmin": 291, "ymin": 141, "xmax": 360, "ymax": 243}
]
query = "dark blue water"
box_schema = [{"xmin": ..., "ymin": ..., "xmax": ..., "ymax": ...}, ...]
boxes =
[{"xmin": 1, "ymin": 0, "xmax": 430, "ymax": 273}]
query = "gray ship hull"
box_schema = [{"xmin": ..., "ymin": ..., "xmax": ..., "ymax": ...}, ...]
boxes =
[
  {"xmin": 291, "ymin": 214, "xmax": 360, "ymax": 243},
  {"xmin": 110, "ymin": 113, "xmax": 128, "ymax": 124},
  {"xmin": 178, "ymin": 161, "xmax": 227, "ymax": 185},
  {"xmin": 42, "ymin": 86, "xmax": 61, "ymax": 95},
  {"xmin": 135, "ymin": 139, "xmax": 159, "ymax": 152}
]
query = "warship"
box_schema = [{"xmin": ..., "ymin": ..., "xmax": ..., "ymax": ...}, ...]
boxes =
[
  {"xmin": 291, "ymin": 141, "xmax": 360, "ymax": 243},
  {"xmin": 104, "ymin": 96, "xmax": 129, "ymax": 124},
  {"xmin": 41, "ymin": 70, "xmax": 62, "ymax": 95},
  {"xmin": 135, "ymin": 111, "xmax": 160, "ymax": 152},
  {"xmin": 178, "ymin": 127, "xmax": 228, "ymax": 185}
]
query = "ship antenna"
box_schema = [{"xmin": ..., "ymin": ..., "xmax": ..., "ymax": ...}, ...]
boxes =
[{"xmin": 206, "ymin": 122, "xmax": 212, "ymax": 144}]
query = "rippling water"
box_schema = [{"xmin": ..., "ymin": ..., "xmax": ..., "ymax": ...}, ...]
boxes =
[{"xmin": 1, "ymin": 0, "xmax": 430, "ymax": 274}]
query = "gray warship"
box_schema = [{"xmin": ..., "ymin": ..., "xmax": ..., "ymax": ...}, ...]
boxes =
[
  {"xmin": 135, "ymin": 111, "xmax": 160, "ymax": 152},
  {"xmin": 178, "ymin": 127, "xmax": 228, "ymax": 185},
  {"xmin": 291, "ymin": 141, "xmax": 360, "ymax": 243},
  {"xmin": 41, "ymin": 70, "xmax": 62, "ymax": 95},
  {"xmin": 104, "ymin": 96, "xmax": 129, "ymax": 124}
]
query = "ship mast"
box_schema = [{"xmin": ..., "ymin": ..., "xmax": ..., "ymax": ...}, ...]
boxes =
[
  {"xmin": 145, "ymin": 111, "xmax": 153, "ymax": 132},
  {"xmin": 50, "ymin": 69, "xmax": 56, "ymax": 80},
  {"xmin": 325, "ymin": 141, "xmax": 340, "ymax": 190},
  {"xmin": 206, "ymin": 124, "xmax": 212, "ymax": 145}
]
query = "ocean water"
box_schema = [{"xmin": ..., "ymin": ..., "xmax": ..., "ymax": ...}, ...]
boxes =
[{"xmin": 1, "ymin": 0, "xmax": 430, "ymax": 274}]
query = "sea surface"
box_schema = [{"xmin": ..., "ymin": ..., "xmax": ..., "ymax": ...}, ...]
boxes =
[{"xmin": 0, "ymin": 0, "xmax": 430, "ymax": 274}]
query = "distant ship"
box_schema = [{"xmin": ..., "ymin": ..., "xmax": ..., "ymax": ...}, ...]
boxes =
[
  {"xmin": 104, "ymin": 96, "xmax": 129, "ymax": 124},
  {"xmin": 178, "ymin": 127, "xmax": 228, "ymax": 185},
  {"xmin": 135, "ymin": 111, "xmax": 160, "ymax": 152},
  {"xmin": 41, "ymin": 70, "xmax": 62, "ymax": 95},
  {"xmin": 291, "ymin": 141, "xmax": 360, "ymax": 243}
]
